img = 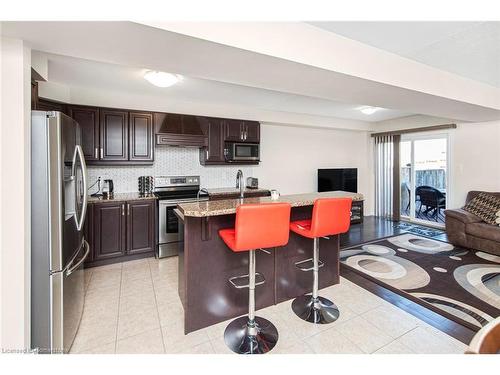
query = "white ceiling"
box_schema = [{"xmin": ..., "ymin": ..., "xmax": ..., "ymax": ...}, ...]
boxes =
[
  {"xmin": 308, "ymin": 21, "xmax": 500, "ymax": 88},
  {"xmin": 2, "ymin": 21, "xmax": 499, "ymax": 124},
  {"xmin": 44, "ymin": 52, "xmax": 411, "ymax": 122}
]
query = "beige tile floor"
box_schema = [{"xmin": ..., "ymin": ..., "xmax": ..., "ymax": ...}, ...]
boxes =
[{"xmin": 71, "ymin": 256, "xmax": 468, "ymax": 354}]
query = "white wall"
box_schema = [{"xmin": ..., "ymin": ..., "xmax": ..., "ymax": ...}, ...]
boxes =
[
  {"xmin": 374, "ymin": 115, "xmax": 500, "ymax": 209},
  {"xmin": 87, "ymin": 147, "xmax": 255, "ymax": 193},
  {"xmin": 255, "ymin": 123, "xmax": 374, "ymax": 214},
  {"xmin": 0, "ymin": 37, "xmax": 31, "ymax": 350},
  {"xmin": 450, "ymin": 121, "xmax": 500, "ymax": 208}
]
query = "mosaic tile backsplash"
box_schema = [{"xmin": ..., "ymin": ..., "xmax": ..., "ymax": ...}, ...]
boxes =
[{"xmin": 87, "ymin": 147, "xmax": 256, "ymax": 194}]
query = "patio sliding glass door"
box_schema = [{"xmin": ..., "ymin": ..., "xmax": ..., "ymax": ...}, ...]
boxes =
[{"xmin": 400, "ymin": 133, "xmax": 449, "ymax": 227}]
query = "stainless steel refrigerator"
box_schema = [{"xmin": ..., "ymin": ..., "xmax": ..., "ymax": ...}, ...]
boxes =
[{"xmin": 31, "ymin": 111, "xmax": 89, "ymax": 353}]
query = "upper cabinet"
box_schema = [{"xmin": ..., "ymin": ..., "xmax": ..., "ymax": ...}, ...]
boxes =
[
  {"xmin": 67, "ymin": 105, "xmax": 154, "ymax": 165},
  {"xmin": 200, "ymin": 118, "xmax": 261, "ymax": 165},
  {"xmin": 243, "ymin": 121, "xmax": 260, "ymax": 143},
  {"xmin": 33, "ymin": 96, "xmax": 260, "ymax": 166},
  {"xmin": 129, "ymin": 112, "xmax": 154, "ymax": 162},
  {"xmin": 100, "ymin": 109, "xmax": 129, "ymax": 161},
  {"xmin": 223, "ymin": 119, "xmax": 260, "ymax": 143},
  {"xmin": 224, "ymin": 119, "xmax": 244, "ymax": 142},
  {"xmin": 69, "ymin": 106, "xmax": 100, "ymax": 161},
  {"xmin": 199, "ymin": 117, "xmax": 225, "ymax": 165}
]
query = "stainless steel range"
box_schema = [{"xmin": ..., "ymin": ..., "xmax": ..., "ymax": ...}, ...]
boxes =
[{"xmin": 154, "ymin": 176, "xmax": 208, "ymax": 258}]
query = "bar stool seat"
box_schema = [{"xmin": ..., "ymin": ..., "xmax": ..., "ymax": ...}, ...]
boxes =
[
  {"xmin": 219, "ymin": 202, "xmax": 291, "ymax": 354},
  {"xmin": 289, "ymin": 220, "xmax": 313, "ymax": 236},
  {"xmin": 218, "ymin": 229, "xmax": 236, "ymax": 249},
  {"xmin": 290, "ymin": 198, "xmax": 352, "ymax": 324}
]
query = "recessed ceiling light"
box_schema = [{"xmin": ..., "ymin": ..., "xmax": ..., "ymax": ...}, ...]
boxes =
[
  {"xmin": 358, "ymin": 106, "xmax": 383, "ymax": 115},
  {"xmin": 144, "ymin": 71, "xmax": 183, "ymax": 87}
]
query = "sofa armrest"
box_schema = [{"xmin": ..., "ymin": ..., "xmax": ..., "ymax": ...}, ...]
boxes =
[{"xmin": 445, "ymin": 208, "xmax": 482, "ymax": 224}]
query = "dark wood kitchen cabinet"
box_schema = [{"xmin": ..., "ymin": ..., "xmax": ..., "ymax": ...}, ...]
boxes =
[
  {"xmin": 85, "ymin": 199, "xmax": 156, "ymax": 267},
  {"xmin": 93, "ymin": 202, "xmax": 127, "ymax": 261},
  {"xmin": 100, "ymin": 109, "xmax": 129, "ymax": 162},
  {"xmin": 69, "ymin": 106, "xmax": 100, "ymax": 161},
  {"xmin": 200, "ymin": 117, "xmax": 261, "ymax": 165},
  {"xmin": 223, "ymin": 119, "xmax": 260, "ymax": 143},
  {"xmin": 199, "ymin": 117, "xmax": 225, "ymax": 165},
  {"xmin": 224, "ymin": 119, "xmax": 244, "ymax": 141},
  {"xmin": 66, "ymin": 105, "xmax": 153, "ymax": 165},
  {"xmin": 243, "ymin": 121, "xmax": 260, "ymax": 143},
  {"xmin": 127, "ymin": 200, "xmax": 155, "ymax": 255},
  {"xmin": 129, "ymin": 112, "xmax": 154, "ymax": 162}
]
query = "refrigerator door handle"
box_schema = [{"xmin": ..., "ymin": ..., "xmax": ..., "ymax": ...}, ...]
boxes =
[
  {"xmin": 66, "ymin": 240, "xmax": 90, "ymax": 276},
  {"xmin": 72, "ymin": 145, "xmax": 88, "ymax": 231}
]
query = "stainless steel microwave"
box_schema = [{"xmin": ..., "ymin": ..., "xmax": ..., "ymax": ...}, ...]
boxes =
[{"xmin": 225, "ymin": 142, "xmax": 260, "ymax": 162}]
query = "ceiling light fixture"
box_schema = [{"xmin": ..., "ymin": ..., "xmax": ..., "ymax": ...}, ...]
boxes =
[
  {"xmin": 144, "ymin": 71, "xmax": 183, "ymax": 88},
  {"xmin": 358, "ymin": 106, "xmax": 383, "ymax": 115}
]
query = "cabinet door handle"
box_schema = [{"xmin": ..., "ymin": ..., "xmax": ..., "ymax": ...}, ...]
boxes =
[
  {"xmin": 94, "ymin": 147, "xmax": 98, "ymax": 159},
  {"xmin": 122, "ymin": 204, "xmax": 125, "ymax": 216},
  {"xmin": 127, "ymin": 203, "xmax": 130, "ymax": 216},
  {"xmin": 206, "ymin": 149, "xmax": 209, "ymax": 160},
  {"xmin": 100, "ymin": 148, "xmax": 103, "ymax": 159}
]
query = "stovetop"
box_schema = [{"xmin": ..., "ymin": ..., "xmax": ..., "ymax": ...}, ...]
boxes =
[{"xmin": 153, "ymin": 175, "xmax": 207, "ymax": 201}]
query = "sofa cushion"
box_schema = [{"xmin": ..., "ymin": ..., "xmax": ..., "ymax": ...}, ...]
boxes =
[
  {"xmin": 445, "ymin": 208, "xmax": 482, "ymax": 224},
  {"xmin": 463, "ymin": 192, "xmax": 500, "ymax": 225},
  {"xmin": 466, "ymin": 222, "xmax": 500, "ymax": 242}
]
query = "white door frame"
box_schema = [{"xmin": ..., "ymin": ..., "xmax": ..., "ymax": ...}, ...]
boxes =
[{"xmin": 400, "ymin": 131, "xmax": 451, "ymax": 228}]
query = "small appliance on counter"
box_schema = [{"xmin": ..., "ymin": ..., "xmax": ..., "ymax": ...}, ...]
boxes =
[
  {"xmin": 138, "ymin": 176, "xmax": 154, "ymax": 196},
  {"xmin": 246, "ymin": 177, "xmax": 259, "ymax": 189},
  {"xmin": 102, "ymin": 179, "xmax": 114, "ymax": 199}
]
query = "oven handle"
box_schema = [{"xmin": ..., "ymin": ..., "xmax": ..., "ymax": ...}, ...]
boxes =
[{"xmin": 159, "ymin": 199, "xmax": 208, "ymax": 206}]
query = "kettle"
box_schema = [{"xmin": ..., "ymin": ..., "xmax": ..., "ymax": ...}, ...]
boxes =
[{"xmin": 102, "ymin": 179, "xmax": 114, "ymax": 198}]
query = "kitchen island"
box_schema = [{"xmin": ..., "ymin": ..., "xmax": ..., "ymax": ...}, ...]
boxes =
[{"xmin": 175, "ymin": 191, "xmax": 364, "ymax": 333}]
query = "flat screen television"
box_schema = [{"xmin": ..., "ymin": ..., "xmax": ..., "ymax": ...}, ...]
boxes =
[{"xmin": 318, "ymin": 168, "xmax": 358, "ymax": 193}]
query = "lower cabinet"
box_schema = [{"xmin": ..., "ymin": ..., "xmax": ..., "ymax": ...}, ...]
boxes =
[
  {"xmin": 86, "ymin": 199, "xmax": 156, "ymax": 265},
  {"xmin": 127, "ymin": 200, "xmax": 155, "ymax": 255},
  {"xmin": 93, "ymin": 202, "xmax": 127, "ymax": 261}
]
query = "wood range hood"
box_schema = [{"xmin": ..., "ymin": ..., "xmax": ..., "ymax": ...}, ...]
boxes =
[{"xmin": 154, "ymin": 112, "xmax": 207, "ymax": 148}]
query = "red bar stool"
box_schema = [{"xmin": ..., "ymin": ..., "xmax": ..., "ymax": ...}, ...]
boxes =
[
  {"xmin": 219, "ymin": 202, "xmax": 291, "ymax": 354},
  {"xmin": 290, "ymin": 198, "xmax": 352, "ymax": 324}
]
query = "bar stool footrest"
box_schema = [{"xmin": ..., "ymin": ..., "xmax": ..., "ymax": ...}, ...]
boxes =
[
  {"xmin": 228, "ymin": 272, "xmax": 266, "ymax": 289},
  {"xmin": 294, "ymin": 258, "xmax": 324, "ymax": 272}
]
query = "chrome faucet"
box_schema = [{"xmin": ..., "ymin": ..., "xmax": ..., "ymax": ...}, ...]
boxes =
[{"xmin": 236, "ymin": 169, "xmax": 244, "ymax": 199}]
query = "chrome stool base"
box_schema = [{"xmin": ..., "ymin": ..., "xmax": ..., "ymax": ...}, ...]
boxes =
[
  {"xmin": 292, "ymin": 295, "xmax": 340, "ymax": 324},
  {"xmin": 224, "ymin": 316, "xmax": 279, "ymax": 354}
]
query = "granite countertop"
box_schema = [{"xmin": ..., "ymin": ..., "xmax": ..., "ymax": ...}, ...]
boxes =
[
  {"xmin": 178, "ymin": 191, "xmax": 364, "ymax": 217},
  {"xmin": 205, "ymin": 187, "xmax": 270, "ymax": 196},
  {"xmin": 88, "ymin": 193, "xmax": 157, "ymax": 203}
]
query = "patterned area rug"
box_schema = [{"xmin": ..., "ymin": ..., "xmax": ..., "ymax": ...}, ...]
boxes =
[
  {"xmin": 341, "ymin": 234, "xmax": 500, "ymax": 331},
  {"xmin": 393, "ymin": 222, "xmax": 445, "ymax": 238}
]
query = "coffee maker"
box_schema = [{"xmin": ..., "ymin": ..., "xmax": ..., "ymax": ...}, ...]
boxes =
[{"xmin": 102, "ymin": 179, "xmax": 114, "ymax": 198}]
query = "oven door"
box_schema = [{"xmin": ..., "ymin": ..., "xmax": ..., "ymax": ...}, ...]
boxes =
[{"xmin": 159, "ymin": 201, "xmax": 181, "ymax": 245}]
